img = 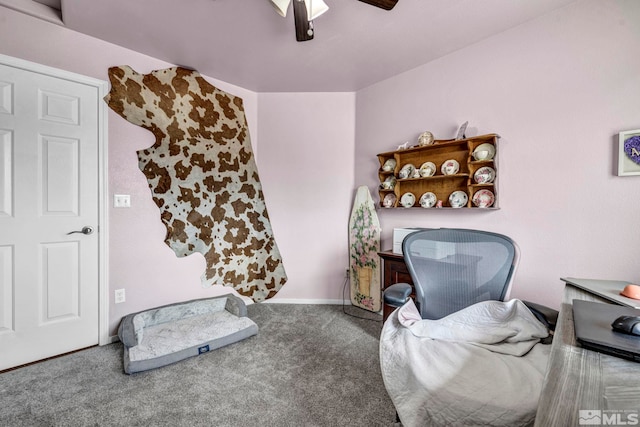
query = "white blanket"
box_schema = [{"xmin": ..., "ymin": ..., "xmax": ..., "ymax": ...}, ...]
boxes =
[{"xmin": 380, "ymin": 299, "xmax": 551, "ymax": 427}]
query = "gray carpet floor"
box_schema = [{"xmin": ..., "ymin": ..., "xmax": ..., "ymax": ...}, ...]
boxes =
[{"xmin": 0, "ymin": 303, "xmax": 398, "ymax": 426}]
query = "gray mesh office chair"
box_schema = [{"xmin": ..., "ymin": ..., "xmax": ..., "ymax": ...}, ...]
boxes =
[
  {"xmin": 380, "ymin": 228, "xmax": 557, "ymax": 426},
  {"xmin": 384, "ymin": 228, "xmax": 519, "ymax": 320}
]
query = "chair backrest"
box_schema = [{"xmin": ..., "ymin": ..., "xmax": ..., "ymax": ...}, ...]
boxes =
[{"xmin": 402, "ymin": 228, "xmax": 519, "ymax": 319}]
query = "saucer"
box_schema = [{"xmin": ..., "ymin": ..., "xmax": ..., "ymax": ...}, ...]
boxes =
[
  {"xmin": 473, "ymin": 166, "xmax": 496, "ymax": 184},
  {"xmin": 441, "ymin": 159, "xmax": 460, "ymax": 175},
  {"xmin": 472, "ymin": 189, "xmax": 495, "ymax": 208},
  {"xmin": 398, "ymin": 163, "xmax": 416, "ymax": 179},
  {"xmin": 448, "ymin": 190, "xmax": 468, "ymax": 208},
  {"xmin": 400, "ymin": 192, "xmax": 416, "ymax": 208},
  {"xmin": 419, "ymin": 162, "xmax": 436, "ymax": 177},
  {"xmin": 383, "ymin": 193, "xmax": 397, "ymax": 208},
  {"xmin": 419, "ymin": 192, "xmax": 437, "ymax": 208}
]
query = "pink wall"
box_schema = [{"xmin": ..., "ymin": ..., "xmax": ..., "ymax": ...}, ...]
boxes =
[
  {"xmin": 257, "ymin": 92, "xmax": 356, "ymax": 302},
  {"xmin": 354, "ymin": 0, "xmax": 640, "ymax": 309},
  {"xmin": 0, "ymin": 6, "xmax": 355, "ymax": 337},
  {"xmin": 0, "ymin": 7, "xmax": 260, "ymax": 335},
  {"xmin": 3, "ymin": 0, "xmax": 639, "ymax": 339}
]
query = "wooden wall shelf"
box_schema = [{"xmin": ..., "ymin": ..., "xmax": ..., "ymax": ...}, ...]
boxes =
[{"xmin": 377, "ymin": 134, "xmax": 500, "ymax": 210}]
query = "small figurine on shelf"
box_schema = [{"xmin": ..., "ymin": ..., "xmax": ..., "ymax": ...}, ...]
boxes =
[
  {"xmin": 397, "ymin": 141, "xmax": 410, "ymax": 150},
  {"xmin": 436, "ymin": 200, "xmax": 443, "ymax": 208}
]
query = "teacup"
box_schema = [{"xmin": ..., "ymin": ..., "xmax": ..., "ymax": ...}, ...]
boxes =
[
  {"xmin": 398, "ymin": 164, "xmax": 415, "ymax": 179},
  {"xmin": 441, "ymin": 159, "xmax": 459, "ymax": 176},
  {"xmin": 382, "ymin": 158, "xmax": 396, "ymax": 172},
  {"xmin": 381, "ymin": 177, "xmax": 396, "ymax": 190},
  {"xmin": 473, "ymin": 150, "xmax": 490, "ymax": 161}
]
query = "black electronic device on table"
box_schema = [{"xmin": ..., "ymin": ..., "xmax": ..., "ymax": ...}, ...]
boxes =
[
  {"xmin": 572, "ymin": 299, "xmax": 640, "ymax": 362},
  {"xmin": 612, "ymin": 315, "xmax": 640, "ymax": 336}
]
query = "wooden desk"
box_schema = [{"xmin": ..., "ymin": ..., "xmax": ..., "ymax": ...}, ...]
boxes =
[
  {"xmin": 535, "ymin": 284, "xmax": 640, "ymax": 426},
  {"xmin": 378, "ymin": 250, "xmax": 413, "ymax": 320}
]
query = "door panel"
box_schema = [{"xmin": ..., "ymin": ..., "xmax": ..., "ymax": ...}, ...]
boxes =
[
  {"xmin": 41, "ymin": 241, "xmax": 79, "ymax": 322},
  {"xmin": 0, "ymin": 81, "xmax": 12, "ymax": 114},
  {"xmin": 0, "ymin": 61, "xmax": 101, "ymax": 370},
  {"xmin": 39, "ymin": 90, "xmax": 80, "ymax": 126},
  {"xmin": 40, "ymin": 135, "xmax": 79, "ymax": 215},
  {"xmin": 0, "ymin": 245, "xmax": 13, "ymax": 334},
  {"xmin": 0, "ymin": 129, "xmax": 11, "ymax": 216}
]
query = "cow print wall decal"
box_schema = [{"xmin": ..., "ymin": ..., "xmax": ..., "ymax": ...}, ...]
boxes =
[{"xmin": 104, "ymin": 66, "xmax": 287, "ymax": 301}]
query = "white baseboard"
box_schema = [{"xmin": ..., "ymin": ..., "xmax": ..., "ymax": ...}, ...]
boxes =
[
  {"xmin": 262, "ymin": 298, "xmax": 350, "ymax": 305},
  {"xmin": 102, "ymin": 299, "xmax": 380, "ymax": 346},
  {"xmin": 103, "ymin": 299, "xmax": 355, "ymax": 345},
  {"xmin": 107, "ymin": 335, "xmax": 120, "ymax": 344}
]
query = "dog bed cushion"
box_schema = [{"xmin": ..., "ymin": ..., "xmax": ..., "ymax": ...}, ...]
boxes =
[{"xmin": 118, "ymin": 295, "xmax": 257, "ymax": 374}]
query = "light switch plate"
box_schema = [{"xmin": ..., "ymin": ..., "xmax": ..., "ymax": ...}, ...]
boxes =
[{"xmin": 114, "ymin": 194, "xmax": 131, "ymax": 208}]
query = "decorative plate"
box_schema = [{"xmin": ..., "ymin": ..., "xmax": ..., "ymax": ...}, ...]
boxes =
[
  {"xmin": 473, "ymin": 143, "xmax": 496, "ymax": 161},
  {"xmin": 398, "ymin": 163, "xmax": 416, "ymax": 179},
  {"xmin": 473, "ymin": 166, "xmax": 496, "ymax": 184},
  {"xmin": 419, "ymin": 192, "xmax": 437, "ymax": 208},
  {"xmin": 472, "ymin": 189, "xmax": 495, "ymax": 208},
  {"xmin": 400, "ymin": 192, "xmax": 416, "ymax": 208},
  {"xmin": 382, "ymin": 158, "xmax": 396, "ymax": 172},
  {"xmin": 419, "ymin": 161, "xmax": 436, "ymax": 177},
  {"xmin": 448, "ymin": 190, "xmax": 468, "ymax": 208},
  {"xmin": 441, "ymin": 159, "xmax": 460, "ymax": 175},
  {"xmin": 383, "ymin": 193, "xmax": 397, "ymax": 208}
]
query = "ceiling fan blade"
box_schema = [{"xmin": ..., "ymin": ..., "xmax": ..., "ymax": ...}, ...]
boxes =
[
  {"xmin": 358, "ymin": 0, "xmax": 399, "ymax": 10},
  {"xmin": 293, "ymin": 0, "xmax": 314, "ymax": 42}
]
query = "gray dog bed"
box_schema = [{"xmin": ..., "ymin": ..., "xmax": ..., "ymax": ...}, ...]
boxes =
[{"xmin": 117, "ymin": 294, "xmax": 258, "ymax": 374}]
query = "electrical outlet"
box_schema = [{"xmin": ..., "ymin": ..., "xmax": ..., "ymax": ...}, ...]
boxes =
[{"xmin": 115, "ymin": 288, "xmax": 126, "ymax": 304}]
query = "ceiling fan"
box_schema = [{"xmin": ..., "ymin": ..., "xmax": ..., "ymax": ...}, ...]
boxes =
[{"xmin": 270, "ymin": 0, "xmax": 399, "ymax": 42}]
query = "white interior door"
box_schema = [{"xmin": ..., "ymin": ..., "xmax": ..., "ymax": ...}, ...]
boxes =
[{"xmin": 0, "ymin": 57, "xmax": 106, "ymax": 370}]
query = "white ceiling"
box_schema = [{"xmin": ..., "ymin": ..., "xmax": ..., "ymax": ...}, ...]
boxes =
[{"xmin": 42, "ymin": 0, "xmax": 576, "ymax": 92}]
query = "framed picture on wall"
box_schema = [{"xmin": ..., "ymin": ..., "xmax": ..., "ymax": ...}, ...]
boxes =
[{"xmin": 618, "ymin": 129, "xmax": 640, "ymax": 176}]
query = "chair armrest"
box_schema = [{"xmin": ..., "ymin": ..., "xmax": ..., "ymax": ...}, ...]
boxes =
[
  {"xmin": 523, "ymin": 300, "xmax": 558, "ymax": 331},
  {"xmin": 383, "ymin": 283, "xmax": 413, "ymax": 308}
]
